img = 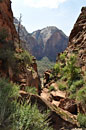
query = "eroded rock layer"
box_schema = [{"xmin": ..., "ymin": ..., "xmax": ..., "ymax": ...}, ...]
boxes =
[{"xmin": 67, "ymin": 7, "xmax": 86, "ymax": 70}]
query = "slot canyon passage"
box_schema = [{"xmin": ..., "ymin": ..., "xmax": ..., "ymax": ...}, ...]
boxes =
[{"xmin": 0, "ymin": 0, "xmax": 86, "ymax": 130}]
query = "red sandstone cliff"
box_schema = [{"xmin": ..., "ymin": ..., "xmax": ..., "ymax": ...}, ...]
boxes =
[
  {"xmin": 67, "ymin": 7, "xmax": 86, "ymax": 71},
  {"xmin": 0, "ymin": 0, "xmax": 17, "ymax": 41},
  {"xmin": 0, "ymin": 0, "xmax": 41, "ymax": 93}
]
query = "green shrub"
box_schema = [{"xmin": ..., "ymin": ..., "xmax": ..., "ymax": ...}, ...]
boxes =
[
  {"xmin": 12, "ymin": 103, "xmax": 53, "ymax": 130},
  {"xmin": 49, "ymin": 86, "xmax": 56, "ymax": 92},
  {"xmin": 58, "ymin": 83, "xmax": 66, "ymax": 91},
  {"xmin": 0, "ymin": 78, "xmax": 19, "ymax": 127},
  {"xmin": 77, "ymin": 113, "xmax": 86, "ymax": 127},
  {"xmin": 59, "ymin": 53, "xmax": 66, "ymax": 62},
  {"xmin": 67, "ymin": 55, "xmax": 81, "ymax": 82},
  {"xmin": 53, "ymin": 63, "xmax": 60, "ymax": 74},
  {"xmin": 0, "ymin": 78, "xmax": 53, "ymax": 130},
  {"xmin": 52, "ymin": 63, "xmax": 61, "ymax": 79},
  {"xmin": 69, "ymin": 93, "xmax": 76, "ymax": 99},
  {"xmin": 55, "ymin": 52, "xmax": 85, "ymax": 101},
  {"xmin": 73, "ymin": 80, "xmax": 84, "ymax": 88},
  {"xmin": 0, "ymin": 43, "xmax": 32, "ymax": 75},
  {"xmin": 15, "ymin": 50, "xmax": 32, "ymax": 66},
  {"xmin": 37, "ymin": 57, "xmax": 54, "ymax": 77},
  {"xmin": 60, "ymin": 54, "xmax": 81, "ymax": 83},
  {"xmin": 69, "ymin": 84, "xmax": 76, "ymax": 93},
  {"xmin": 25, "ymin": 86, "xmax": 37, "ymax": 95},
  {"xmin": 69, "ymin": 80, "xmax": 84, "ymax": 94},
  {"xmin": 76, "ymin": 87, "xmax": 86, "ymax": 104}
]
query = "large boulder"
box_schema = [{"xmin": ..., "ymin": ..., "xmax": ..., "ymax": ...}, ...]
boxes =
[{"xmin": 19, "ymin": 90, "xmax": 79, "ymax": 130}]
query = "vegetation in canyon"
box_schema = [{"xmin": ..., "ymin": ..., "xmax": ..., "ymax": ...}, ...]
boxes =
[
  {"xmin": 0, "ymin": 0, "xmax": 86, "ymax": 129},
  {"xmin": 0, "ymin": 78, "xmax": 53, "ymax": 130},
  {"xmin": 0, "ymin": 27, "xmax": 52, "ymax": 129},
  {"xmin": 37, "ymin": 57, "xmax": 55, "ymax": 77}
]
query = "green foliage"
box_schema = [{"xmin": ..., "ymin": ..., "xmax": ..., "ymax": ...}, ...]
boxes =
[
  {"xmin": 0, "ymin": 42, "xmax": 32, "ymax": 75},
  {"xmin": 12, "ymin": 103, "xmax": 53, "ymax": 130},
  {"xmin": 76, "ymin": 87, "xmax": 86, "ymax": 104},
  {"xmin": 53, "ymin": 63, "xmax": 60, "ymax": 75},
  {"xmin": 59, "ymin": 53, "xmax": 66, "ymax": 62},
  {"xmin": 0, "ymin": 78, "xmax": 53, "ymax": 130},
  {"xmin": 51, "ymin": 63, "xmax": 61, "ymax": 80},
  {"xmin": 51, "ymin": 52, "xmax": 85, "ymax": 102},
  {"xmin": 25, "ymin": 86, "xmax": 37, "ymax": 95},
  {"xmin": 59, "ymin": 54, "xmax": 83, "ymax": 97},
  {"xmin": 69, "ymin": 80, "xmax": 84, "ymax": 96},
  {"xmin": 37, "ymin": 57, "xmax": 55, "ymax": 77},
  {"xmin": 60, "ymin": 54, "xmax": 81, "ymax": 83},
  {"xmin": 77, "ymin": 113, "xmax": 86, "ymax": 127},
  {"xmin": 49, "ymin": 86, "xmax": 56, "ymax": 92},
  {"xmin": 15, "ymin": 50, "xmax": 32, "ymax": 66},
  {"xmin": 0, "ymin": 78, "xmax": 19, "ymax": 126},
  {"xmin": 0, "ymin": 27, "xmax": 32, "ymax": 72},
  {"xmin": 66, "ymin": 55, "xmax": 81, "ymax": 82},
  {"xmin": 58, "ymin": 82, "xmax": 67, "ymax": 91}
]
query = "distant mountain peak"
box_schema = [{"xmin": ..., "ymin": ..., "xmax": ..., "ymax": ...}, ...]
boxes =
[{"xmin": 14, "ymin": 18, "xmax": 68, "ymax": 61}]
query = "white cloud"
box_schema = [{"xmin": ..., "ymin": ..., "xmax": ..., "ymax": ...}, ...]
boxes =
[{"xmin": 24, "ymin": 0, "xmax": 67, "ymax": 8}]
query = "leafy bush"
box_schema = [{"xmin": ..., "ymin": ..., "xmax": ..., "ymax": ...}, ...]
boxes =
[
  {"xmin": 77, "ymin": 113, "xmax": 86, "ymax": 127},
  {"xmin": 53, "ymin": 63, "xmax": 60, "ymax": 74},
  {"xmin": 58, "ymin": 82, "xmax": 66, "ymax": 91},
  {"xmin": 0, "ymin": 78, "xmax": 19, "ymax": 127},
  {"xmin": 49, "ymin": 86, "xmax": 56, "ymax": 92},
  {"xmin": 76, "ymin": 87, "xmax": 86, "ymax": 104},
  {"xmin": 51, "ymin": 63, "xmax": 61, "ymax": 80},
  {"xmin": 60, "ymin": 54, "xmax": 81, "ymax": 83},
  {"xmin": 69, "ymin": 80, "xmax": 84, "ymax": 95},
  {"xmin": 37, "ymin": 57, "xmax": 54, "ymax": 77},
  {"xmin": 0, "ymin": 78, "xmax": 53, "ymax": 130},
  {"xmin": 12, "ymin": 103, "xmax": 53, "ymax": 130},
  {"xmin": 15, "ymin": 50, "xmax": 32, "ymax": 66},
  {"xmin": 67, "ymin": 55, "xmax": 81, "ymax": 82},
  {"xmin": 25, "ymin": 86, "xmax": 37, "ymax": 95},
  {"xmin": 0, "ymin": 27, "xmax": 32, "ymax": 72},
  {"xmin": 59, "ymin": 53, "xmax": 66, "ymax": 62},
  {"xmin": 0, "ymin": 42, "xmax": 32, "ymax": 76},
  {"xmin": 52, "ymin": 53, "xmax": 85, "ymax": 102}
]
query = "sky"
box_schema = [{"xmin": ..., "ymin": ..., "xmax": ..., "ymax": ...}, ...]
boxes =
[{"xmin": 11, "ymin": 0, "xmax": 86, "ymax": 36}]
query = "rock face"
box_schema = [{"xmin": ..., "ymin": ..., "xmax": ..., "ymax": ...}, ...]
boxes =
[
  {"xmin": 0, "ymin": 0, "xmax": 17, "ymax": 42},
  {"xmin": 39, "ymin": 7, "xmax": 86, "ymax": 129},
  {"xmin": 14, "ymin": 18, "xmax": 68, "ymax": 61},
  {"xmin": 31, "ymin": 26, "xmax": 68, "ymax": 61},
  {"xmin": 67, "ymin": 7, "xmax": 86, "ymax": 71},
  {"xmin": 0, "ymin": 0, "xmax": 41, "ymax": 93},
  {"xmin": 14, "ymin": 18, "xmax": 41, "ymax": 59}
]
